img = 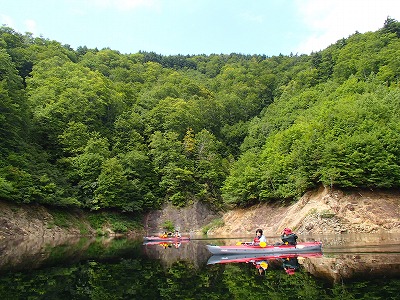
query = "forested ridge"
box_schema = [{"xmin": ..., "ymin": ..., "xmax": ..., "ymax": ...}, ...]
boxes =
[{"xmin": 1, "ymin": 18, "xmax": 400, "ymax": 214}]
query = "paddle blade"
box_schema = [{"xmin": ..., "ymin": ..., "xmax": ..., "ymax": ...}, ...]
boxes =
[
  {"xmin": 259, "ymin": 241, "xmax": 267, "ymax": 247},
  {"xmin": 260, "ymin": 261, "xmax": 268, "ymax": 269},
  {"xmin": 236, "ymin": 242, "xmax": 243, "ymax": 245}
]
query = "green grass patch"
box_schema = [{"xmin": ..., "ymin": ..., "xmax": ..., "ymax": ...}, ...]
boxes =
[
  {"xmin": 202, "ymin": 218, "xmax": 224, "ymax": 235},
  {"xmin": 307, "ymin": 208, "xmax": 318, "ymax": 216},
  {"xmin": 48, "ymin": 209, "xmax": 74, "ymax": 228},
  {"xmin": 320, "ymin": 209, "xmax": 336, "ymax": 218},
  {"xmin": 161, "ymin": 220, "xmax": 175, "ymax": 232},
  {"xmin": 87, "ymin": 211, "xmax": 142, "ymax": 235}
]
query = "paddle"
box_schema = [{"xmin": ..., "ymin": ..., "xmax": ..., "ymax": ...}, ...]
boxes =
[
  {"xmin": 236, "ymin": 241, "xmax": 252, "ymax": 245},
  {"xmin": 236, "ymin": 241, "xmax": 267, "ymax": 247}
]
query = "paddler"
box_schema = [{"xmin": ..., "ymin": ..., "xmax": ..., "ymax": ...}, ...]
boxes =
[
  {"xmin": 161, "ymin": 231, "xmax": 168, "ymax": 238},
  {"xmin": 252, "ymin": 228, "xmax": 267, "ymax": 245},
  {"xmin": 281, "ymin": 228, "xmax": 298, "ymax": 245}
]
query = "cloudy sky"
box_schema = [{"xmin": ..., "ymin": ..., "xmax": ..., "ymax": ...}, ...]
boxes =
[{"xmin": 1, "ymin": 0, "xmax": 399, "ymax": 56}]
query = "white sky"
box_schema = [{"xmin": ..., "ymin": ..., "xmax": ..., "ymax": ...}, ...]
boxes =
[{"xmin": 1, "ymin": 0, "xmax": 399, "ymax": 56}]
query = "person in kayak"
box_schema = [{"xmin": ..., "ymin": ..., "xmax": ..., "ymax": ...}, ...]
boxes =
[
  {"xmin": 174, "ymin": 230, "xmax": 181, "ymax": 238},
  {"xmin": 281, "ymin": 228, "xmax": 298, "ymax": 245},
  {"xmin": 252, "ymin": 228, "xmax": 267, "ymax": 245},
  {"xmin": 161, "ymin": 231, "xmax": 173, "ymax": 238}
]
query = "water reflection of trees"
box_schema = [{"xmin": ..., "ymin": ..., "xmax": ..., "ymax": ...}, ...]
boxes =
[
  {"xmin": 0, "ymin": 236, "xmax": 142, "ymax": 273},
  {"xmin": 1, "ymin": 258, "xmax": 399, "ymax": 299},
  {"xmin": 1, "ymin": 237, "xmax": 400, "ymax": 299}
]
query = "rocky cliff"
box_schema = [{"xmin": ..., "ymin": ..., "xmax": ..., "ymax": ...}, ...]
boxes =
[
  {"xmin": 0, "ymin": 186, "xmax": 399, "ymax": 240},
  {"xmin": 206, "ymin": 186, "xmax": 400, "ymax": 236},
  {"xmin": 0, "ymin": 201, "xmax": 87, "ymax": 240}
]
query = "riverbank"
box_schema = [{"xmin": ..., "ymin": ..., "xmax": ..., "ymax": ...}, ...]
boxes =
[
  {"xmin": 206, "ymin": 186, "xmax": 400, "ymax": 236},
  {"xmin": 0, "ymin": 201, "xmax": 143, "ymax": 240},
  {"xmin": 0, "ymin": 186, "xmax": 399, "ymax": 240},
  {"xmin": 124, "ymin": 186, "xmax": 400, "ymax": 236}
]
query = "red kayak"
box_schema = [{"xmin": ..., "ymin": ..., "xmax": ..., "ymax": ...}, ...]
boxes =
[
  {"xmin": 206, "ymin": 241, "xmax": 322, "ymax": 255},
  {"xmin": 143, "ymin": 236, "xmax": 190, "ymax": 243},
  {"xmin": 143, "ymin": 239, "xmax": 190, "ymax": 246}
]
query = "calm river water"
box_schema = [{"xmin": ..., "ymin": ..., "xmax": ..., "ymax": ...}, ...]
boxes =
[{"xmin": 0, "ymin": 233, "xmax": 399, "ymax": 299}]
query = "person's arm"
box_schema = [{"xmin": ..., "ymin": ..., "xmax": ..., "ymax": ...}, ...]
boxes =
[{"xmin": 281, "ymin": 235, "xmax": 288, "ymax": 243}]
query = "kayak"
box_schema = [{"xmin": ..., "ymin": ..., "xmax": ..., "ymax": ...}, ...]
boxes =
[
  {"xmin": 206, "ymin": 241, "xmax": 322, "ymax": 255},
  {"xmin": 143, "ymin": 236, "xmax": 190, "ymax": 242},
  {"xmin": 207, "ymin": 251, "xmax": 322, "ymax": 265},
  {"xmin": 143, "ymin": 239, "xmax": 190, "ymax": 246}
]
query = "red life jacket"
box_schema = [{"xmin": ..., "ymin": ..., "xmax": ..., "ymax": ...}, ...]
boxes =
[{"xmin": 254, "ymin": 236, "xmax": 260, "ymax": 243}]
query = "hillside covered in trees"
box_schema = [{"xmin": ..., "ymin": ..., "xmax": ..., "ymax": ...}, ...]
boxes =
[{"xmin": 1, "ymin": 18, "xmax": 400, "ymax": 215}]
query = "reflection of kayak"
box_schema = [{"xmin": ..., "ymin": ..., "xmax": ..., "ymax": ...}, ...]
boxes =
[
  {"xmin": 206, "ymin": 241, "xmax": 322, "ymax": 255},
  {"xmin": 143, "ymin": 236, "xmax": 191, "ymax": 242},
  {"xmin": 207, "ymin": 251, "xmax": 322, "ymax": 265}
]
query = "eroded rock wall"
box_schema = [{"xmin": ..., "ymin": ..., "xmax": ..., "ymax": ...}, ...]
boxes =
[
  {"xmin": 1, "ymin": 186, "xmax": 399, "ymax": 240},
  {"xmin": 0, "ymin": 201, "xmax": 84, "ymax": 240},
  {"xmin": 207, "ymin": 187, "xmax": 400, "ymax": 236},
  {"xmin": 143, "ymin": 200, "xmax": 220, "ymax": 236}
]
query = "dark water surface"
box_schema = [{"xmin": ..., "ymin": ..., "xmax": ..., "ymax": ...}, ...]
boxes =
[{"xmin": 0, "ymin": 233, "xmax": 399, "ymax": 299}]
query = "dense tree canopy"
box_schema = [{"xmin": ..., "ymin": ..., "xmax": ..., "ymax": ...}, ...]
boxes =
[{"xmin": 1, "ymin": 18, "xmax": 400, "ymax": 211}]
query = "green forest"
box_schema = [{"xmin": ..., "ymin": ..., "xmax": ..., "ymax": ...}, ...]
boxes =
[{"xmin": 1, "ymin": 18, "xmax": 400, "ymax": 214}]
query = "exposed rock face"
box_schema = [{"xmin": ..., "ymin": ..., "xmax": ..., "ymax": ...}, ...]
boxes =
[
  {"xmin": 0, "ymin": 201, "xmax": 85, "ymax": 240},
  {"xmin": 1, "ymin": 186, "xmax": 399, "ymax": 240},
  {"xmin": 207, "ymin": 186, "xmax": 400, "ymax": 236},
  {"xmin": 143, "ymin": 201, "xmax": 220, "ymax": 235}
]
